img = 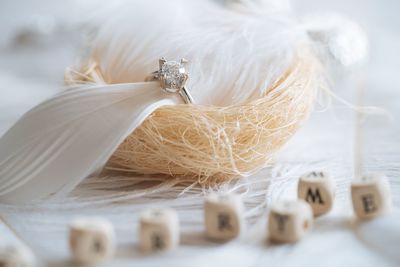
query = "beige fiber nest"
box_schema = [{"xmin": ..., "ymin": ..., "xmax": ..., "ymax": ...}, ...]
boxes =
[{"xmin": 66, "ymin": 48, "xmax": 322, "ymax": 184}]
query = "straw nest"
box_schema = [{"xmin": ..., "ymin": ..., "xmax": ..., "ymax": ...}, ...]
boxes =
[{"xmin": 66, "ymin": 48, "xmax": 322, "ymax": 184}]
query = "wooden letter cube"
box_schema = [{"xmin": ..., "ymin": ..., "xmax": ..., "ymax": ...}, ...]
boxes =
[
  {"xmin": 298, "ymin": 171, "xmax": 335, "ymax": 216},
  {"xmin": 69, "ymin": 218, "xmax": 115, "ymax": 264},
  {"xmin": 351, "ymin": 174, "xmax": 392, "ymax": 220},
  {"xmin": 139, "ymin": 208, "xmax": 179, "ymax": 252},
  {"xmin": 0, "ymin": 243, "xmax": 35, "ymax": 267},
  {"xmin": 204, "ymin": 193, "xmax": 244, "ymax": 241},
  {"xmin": 268, "ymin": 199, "xmax": 313, "ymax": 243}
]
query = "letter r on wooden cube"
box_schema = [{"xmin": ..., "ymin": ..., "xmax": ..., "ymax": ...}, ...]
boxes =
[
  {"xmin": 351, "ymin": 174, "xmax": 392, "ymax": 220},
  {"xmin": 204, "ymin": 193, "xmax": 244, "ymax": 241},
  {"xmin": 298, "ymin": 171, "xmax": 335, "ymax": 216},
  {"xmin": 139, "ymin": 208, "xmax": 179, "ymax": 252},
  {"xmin": 268, "ymin": 199, "xmax": 313, "ymax": 243},
  {"xmin": 69, "ymin": 218, "xmax": 115, "ymax": 264}
]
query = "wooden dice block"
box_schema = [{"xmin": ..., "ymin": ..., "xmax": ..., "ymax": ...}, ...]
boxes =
[
  {"xmin": 0, "ymin": 243, "xmax": 35, "ymax": 267},
  {"xmin": 139, "ymin": 209, "xmax": 179, "ymax": 252},
  {"xmin": 69, "ymin": 218, "xmax": 115, "ymax": 264},
  {"xmin": 351, "ymin": 174, "xmax": 392, "ymax": 220},
  {"xmin": 268, "ymin": 199, "xmax": 313, "ymax": 243},
  {"xmin": 204, "ymin": 193, "xmax": 244, "ymax": 241},
  {"xmin": 298, "ymin": 171, "xmax": 335, "ymax": 216}
]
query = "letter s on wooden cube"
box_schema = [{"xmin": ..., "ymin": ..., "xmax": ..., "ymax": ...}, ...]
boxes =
[
  {"xmin": 351, "ymin": 174, "xmax": 392, "ymax": 220},
  {"xmin": 204, "ymin": 193, "xmax": 244, "ymax": 241},
  {"xmin": 298, "ymin": 171, "xmax": 335, "ymax": 217},
  {"xmin": 139, "ymin": 208, "xmax": 179, "ymax": 252},
  {"xmin": 268, "ymin": 199, "xmax": 313, "ymax": 243},
  {"xmin": 69, "ymin": 218, "xmax": 115, "ymax": 264}
]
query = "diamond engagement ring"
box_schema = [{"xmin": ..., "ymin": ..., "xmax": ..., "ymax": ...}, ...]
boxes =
[{"xmin": 145, "ymin": 57, "xmax": 194, "ymax": 104}]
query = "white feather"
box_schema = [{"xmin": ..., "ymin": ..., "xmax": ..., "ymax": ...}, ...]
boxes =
[
  {"xmin": 0, "ymin": 83, "xmax": 180, "ymax": 203},
  {"xmin": 89, "ymin": 0, "xmax": 305, "ymax": 105}
]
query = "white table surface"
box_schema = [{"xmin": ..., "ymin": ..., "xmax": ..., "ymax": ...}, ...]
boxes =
[{"xmin": 0, "ymin": 1, "xmax": 399, "ymax": 266}]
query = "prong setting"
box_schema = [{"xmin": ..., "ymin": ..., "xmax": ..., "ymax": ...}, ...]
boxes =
[
  {"xmin": 158, "ymin": 58, "xmax": 188, "ymax": 93},
  {"xmin": 146, "ymin": 57, "xmax": 193, "ymax": 104},
  {"xmin": 159, "ymin": 57, "xmax": 167, "ymax": 68}
]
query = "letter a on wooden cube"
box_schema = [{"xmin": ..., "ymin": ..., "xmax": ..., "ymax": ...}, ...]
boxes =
[
  {"xmin": 69, "ymin": 218, "xmax": 115, "ymax": 264},
  {"xmin": 268, "ymin": 199, "xmax": 313, "ymax": 243},
  {"xmin": 0, "ymin": 243, "xmax": 36, "ymax": 267},
  {"xmin": 204, "ymin": 193, "xmax": 244, "ymax": 241},
  {"xmin": 139, "ymin": 208, "xmax": 179, "ymax": 252},
  {"xmin": 298, "ymin": 171, "xmax": 335, "ymax": 216},
  {"xmin": 351, "ymin": 174, "xmax": 392, "ymax": 220}
]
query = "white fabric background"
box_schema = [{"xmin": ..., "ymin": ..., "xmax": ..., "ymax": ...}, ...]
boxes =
[{"xmin": 0, "ymin": 0, "xmax": 399, "ymax": 266}]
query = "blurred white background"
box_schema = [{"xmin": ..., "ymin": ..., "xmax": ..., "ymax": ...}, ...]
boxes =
[{"xmin": 0, "ymin": 1, "xmax": 399, "ymax": 266}]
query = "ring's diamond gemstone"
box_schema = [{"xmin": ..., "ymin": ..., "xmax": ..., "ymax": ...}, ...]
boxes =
[{"xmin": 159, "ymin": 61, "xmax": 186, "ymax": 93}]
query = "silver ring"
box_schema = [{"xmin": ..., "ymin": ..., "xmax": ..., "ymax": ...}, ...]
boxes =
[{"xmin": 145, "ymin": 57, "xmax": 193, "ymax": 104}]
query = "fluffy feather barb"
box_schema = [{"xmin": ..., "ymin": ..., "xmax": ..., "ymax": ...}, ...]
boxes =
[{"xmin": 89, "ymin": 0, "xmax": 305, "ymax": 106}]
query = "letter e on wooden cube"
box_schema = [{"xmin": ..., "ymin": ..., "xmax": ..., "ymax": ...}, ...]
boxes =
[{"xmin": 351, "ymin": 174, "xmax": 391, "ymax": 220}]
